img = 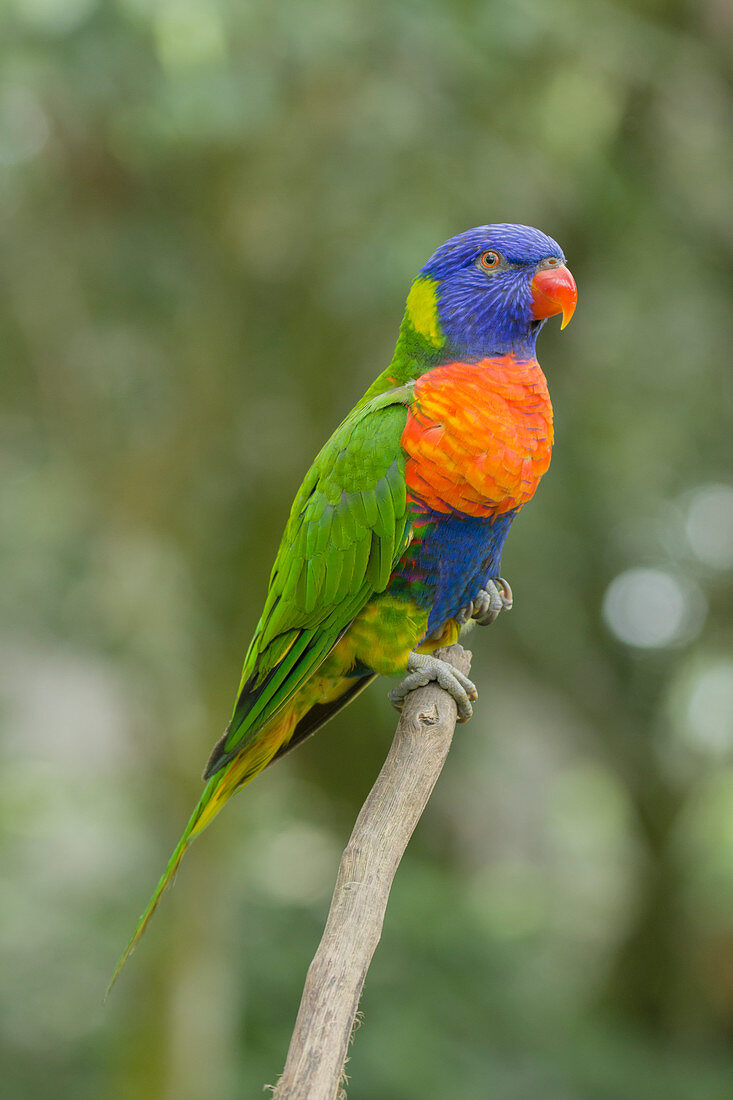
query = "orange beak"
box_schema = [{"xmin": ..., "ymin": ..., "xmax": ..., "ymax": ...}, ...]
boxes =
[{"xmin": 530, "ymin": 264, "xmax": 577, "ymax": 329}]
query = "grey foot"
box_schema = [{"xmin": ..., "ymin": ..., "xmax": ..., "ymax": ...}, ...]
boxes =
[
  {"xmin": 389, "ymin": 651, "xmax": 477, "ymax": 722},
  {"xmin": 455, "ymin": 577, "xmax": 513, "ymax": 627}
]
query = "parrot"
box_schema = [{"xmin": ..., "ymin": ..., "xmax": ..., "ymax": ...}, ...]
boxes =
[{"xmin": 108, "ymin": 223, "xmax": 577, "ymax": 992}]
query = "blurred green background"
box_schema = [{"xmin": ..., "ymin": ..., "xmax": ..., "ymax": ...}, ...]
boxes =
[{"xmin": 2, "ymin": 0, "xmax": 733, "ymax": 1097}]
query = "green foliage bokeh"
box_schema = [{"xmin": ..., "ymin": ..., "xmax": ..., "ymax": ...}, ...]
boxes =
[{"xmin": 2, "ymin": 1, "xmax": 732, "ymax": 1097}]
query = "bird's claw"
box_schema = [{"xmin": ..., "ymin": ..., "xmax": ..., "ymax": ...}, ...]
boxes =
[
  {"xmin": 455, "ymin": 577, "xmax": 513, "ymax": 627},
  {"xmin": 473, "ymin": 576, "xmax": 513, "ymax": 625},
  {"xmin": 389, "ymin": 651, "xmax": 477, "ymax": 722}
]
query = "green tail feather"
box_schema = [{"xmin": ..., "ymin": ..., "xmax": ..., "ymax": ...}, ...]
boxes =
[{"xmin": 105, "ymin": 775, "xmax": 219, "ymax": 1000}]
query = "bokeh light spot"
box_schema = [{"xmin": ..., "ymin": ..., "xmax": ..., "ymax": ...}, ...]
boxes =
[
  {"xmin": 686, "ymin": 661, "xmax": 733, "ymax": 756},
  {"xmin": 154, "ymin": 1, "xmax": 227, "ymax": 71},
  {"xmin": 602, "ymin": 567, "xmax": 705, "ymax": 648},
  {"xmin": 250, "ymin": 824, "xmax": 340, "ymax": 906},
  {"xmin": 15, "ymin": 0, "xmax": 95, "ymax": 33},
  {"xmin": 685, "ymin": 483, "xmax": 733, "ymax": 570},
  {"xmin": 0, "ymin": 86, "xmax": 49, "ymax": 165}
]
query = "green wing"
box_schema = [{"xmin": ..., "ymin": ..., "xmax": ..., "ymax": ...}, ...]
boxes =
[{"xmin": 203, "ymin": 384, "xmax": 414, "ymax": 779}]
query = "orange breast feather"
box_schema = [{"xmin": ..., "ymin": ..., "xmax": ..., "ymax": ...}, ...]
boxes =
[{"xmin": 401, "ymin": 356, "xmax": 553, "ymax": 517}]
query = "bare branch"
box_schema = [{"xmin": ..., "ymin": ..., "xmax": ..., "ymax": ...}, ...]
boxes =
[{"xmin": 271, "ymin": 644, "xmax": 472, "ymax": 1100}]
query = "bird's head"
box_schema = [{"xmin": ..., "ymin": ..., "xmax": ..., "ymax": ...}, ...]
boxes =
[{"xmin": 406, "ymin": 224, "xmax": 577, "ymax": 359}]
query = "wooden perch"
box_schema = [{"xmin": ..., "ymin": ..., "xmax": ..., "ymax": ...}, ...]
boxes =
[{"xmin": 271, "ymin": 644, "xmax": 472, "ymax": 1100}]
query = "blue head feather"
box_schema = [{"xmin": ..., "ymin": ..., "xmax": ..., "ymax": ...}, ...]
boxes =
[{"xmin": 421, "ymin": 224, "xmax": 565, "ymax": 359}]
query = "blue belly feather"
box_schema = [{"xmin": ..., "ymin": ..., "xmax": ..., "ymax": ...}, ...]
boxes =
[{"xmin": 390, "ymin": 506, "xmax": 516, "ymax": 638}]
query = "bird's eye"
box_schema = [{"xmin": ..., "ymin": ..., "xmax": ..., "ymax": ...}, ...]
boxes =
[
  {"xmin": 480, "ymin": 250, "xmax": 502, "ymax": 271},
  {"xmin": 546, "ymin": 257, "xmax": 559, "ymax": 266}
]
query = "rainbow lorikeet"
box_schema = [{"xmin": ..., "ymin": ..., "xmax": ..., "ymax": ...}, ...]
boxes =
[{"xmin": 110, "ymin": 223, "xmax": 576, "ymax": 988}]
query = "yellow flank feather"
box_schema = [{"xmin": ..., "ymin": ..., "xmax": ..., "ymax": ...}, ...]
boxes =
[
  {"xmin": 418, "ymin": 618, "xmax": 462, "ymax": 652},
  {"xmin": 405, "ymin": 277, "xmax": 443, "ymax": 347}
]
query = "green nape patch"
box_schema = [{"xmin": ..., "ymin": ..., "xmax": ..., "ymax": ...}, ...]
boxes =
[
  {"xmin": 356, "ymin": 276, "xmax": 445, "ymax": 406},
  {"xmin": 405, "ymin": 277, "xmax": 443, "ymax": 348}
]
